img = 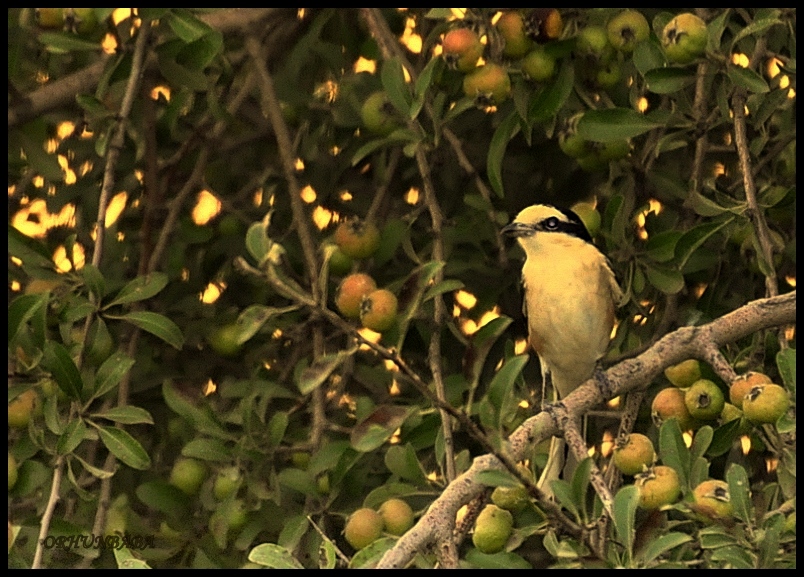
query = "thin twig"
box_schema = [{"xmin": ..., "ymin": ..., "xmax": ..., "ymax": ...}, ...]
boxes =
[{"xmin": 31, "ymin": 457, "xmax": 65, "ymax": 568}]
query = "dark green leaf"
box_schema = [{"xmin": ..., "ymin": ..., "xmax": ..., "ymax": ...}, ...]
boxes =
[
  {"xmin": 104, "ymin": 272, "xmax": 168, "ymax": 308},
  {"xmin": 384, "ymin": 444, "xmax": 427, "ymax": 484},
  {"xmin": 710, "ymin": 545, "xmax": 755, "ymax": 568},
  {"xmin": 637, "ymin": 532, "xmax": 693, "ymax": 566},
  {"xmin": 296, "ymin": 348, "xmax": 357, "ymax": 395},
  {"xmin": 613, "ymin": 485, "xmax": 639, "ymax": 564},
  {"xmin": 90, "ymin": 406, "xmax": 154, "ymax": 425},
  {"xmin": 162, "ymin": 380, "xmax": 235, "ymax": 441},
  {"xmin": 75, "ymin": 94, "xmax": 115, "ymax": 121},
  {"xmin": 39, "ymin": 32, "xmax": 100, "ymax": 53},
  {"xmin": 176, "ymin": 31, "xmax": 223, "ymax": 70},
  {"xmin": 674, "ymin": 220, "xmax": 730, "ymax": 269},
  {"xmin": 659, "ymin": 419, "xmax": 689, "ymax": 491},
  {"xmin": 688, "ymin": 191, "xmax": 731, "ymax": 217},
  {"xmin": 727, "ymin": 65, "xmax": 770, "ymax": 94},
  {"xmin": 350, "ymin": 405, "xmax": 411, "ymax": 452},
  {"xmin": 775, "ymin": 348, "xmax": 795, "ymax": 393},
  {"xmin": 8, "ymin": 225, "xmax": 56, "ymax": 270},
  {"xmin": 464, "ymin": 549, "xmax": 532, "ymax": 569},
  {"xmin": 268, "ymin": 411, "xmax": 289, "ymax": 446},
  {"xmin": 56, "ymin": 418, "xmax": 88, "ymax": 455},
  {"xmin": 423, "ymin": 279, "xmax": 465, "ymax": 302},
  {"xmin": 18, "ymin": 128, "xmax": 63, "ymax": 181},
  {"xmin": 646, "ymin": 230, "xmax": 683, "ymax": 263},
  {"xmin": 42, "ymin": 341, "xmax": 83, "ymax": 399},
  {"xmin": 93, "ymin": 351, "xmax": 135, "ymax": 400},
  {"xmin": 690, "ymin": 425, "xmax": 713, "ymax": 462},
  {"xmin": 8, "ymin": 293, "xmax": 48, "ymax": 343},
  {"xmin": 645, "ymin": 67, "xmax": 696, "ymax": 94},
  {"xmin": 412, "ymin": 56, "xmax": 442, "ymax": 119},
  {"xmin": 236, "ymin": 304, "xmax": 299, "ymax": 345},
  {"xmin": 633, "ymin": 40, "xmax": 666, "ymax": 76},
  {"xmin": 730, "ymin": 9, "xmax": 782, "ymax": 45},
  {"xmin": 725, "ymin": 464, "xmax": 752, "ymax": 525},
  {"xmin": 381, "ymin": 57, "xmax": 411, "ymax": 117},
  {"xmin": 277, "ymin": 468, "xmax": 317, "ymax": 497},
  {"xmin": 135, "ymin": 480, "xmax": 191, "ymax": 521},
  {"xmin": 578, "ymin": 108, "xmax": 661, "ymax": 142},
  {"xmin": 487, "ymin": 111, "xmax": 520, "ymax": 198},
  {"xmin": 112, "ymin": 311, "xmax": 184, "ymax": 349},
  {"xmin": 486, "ymin": 355, "xmax": 528, "ymax": 414},
  {"xmin": 528, "ymin": 58, "xmax": 574, "ymax": 124},
  {"xmin": 167, "ymin": 9, "xmax": 212, "ymax": 43},
  {"xmin": 80, "ymin": 264, "xmax": 106, "ymax": 300},
  {"xmin": 181, "ymin": 438, "xmax": 231, "ymax": 462},
  {"xmin": 708, "ymin": 419, "xmax": 741, "ymax": 457},
  {"xmin": 96, "ymin": 425, "xmax": 151, "ymax": 470},
  {"xmin": 644, "ymin": 264, "xmax": 684, "ymax": 294},
  {"xmin": 248, "ymin": 543, "xmax": 305, "ymax": 569}
]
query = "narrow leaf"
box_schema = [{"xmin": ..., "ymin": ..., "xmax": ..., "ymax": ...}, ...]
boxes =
[
  {"xmin": 381, "ymin": 57, "xmax": 411, "ymax": 116},
  {"xmin": 249, "ymin": 543, "xmax": 305, "ymax": 569},
  {"xmin": 644, "ymin": 265, "xmax": 685, "ymax": 294},
  {"xmin": 727, "ymin": 65, "xmax": 770, "ymax": 94},
  {"xmin": 81, "ymin": 264, "xmax": 107, "ymax": 300},
  {"xmin": 487, "ymin": 111, "xmax": 520, "ymax": 197},
  {"xmin": 57, "ymin": 418, "xmax": 88, "ymax": 455},
  {"xmin": 91, "ymin": 406, "xmax": 154, "ymax": 425},
  {"xmin": 93, "ymin": 351, "xmax": 135, "ymax": 400},
  {"xmin": 96, "ymin": 425, "xmax": 151, "ymax": 470},
  {"xmin": 659, "ymin": 418, "xmax": 689, "ymax": 490},
  {"xmin": 296, "ymin": 348, "xmax": 357, "ymax": 395},
  {"xmin": 638, "ymin": 532, "xmax": 693, "ymax": 566},
  {"xmin": 114, "ymin": 311, "xmax": 184, "ymax": 349},
  {"xmin": 181, "ymin": 438, "xmax": 231, "ymax": 462},
  {"xmin": 613, "ymin": 485, "xmax": 639, "ymax": 564},
  {"xmin": 8, "ymin": 293, "xmax": 48, "ymax": 343},
  {"xmin": 105, "ymin": 272, "xmax": 168, "ymax": 308},
  {"xmin": 578, "ymin": 108, "xmax": 661, "ymax": 142},
  {"xmin": 644, "ymin": 67, "xmax": 696, "ymax": 94},
  {"xmin": 726, "ymin": 464, "xmax": 752, "ymax": 525},
  {"xmin": 235, "ymin": 304, "xmax": 299, "ymax": 345},
  {"xmin": 43, "ymin": 341, "xmax": 83, "ymax": 399}
]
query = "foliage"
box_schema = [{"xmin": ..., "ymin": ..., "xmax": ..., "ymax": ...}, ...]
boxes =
[{"xmin": 7, "ymin": 7, "xmax": 796, "ymax": 569}]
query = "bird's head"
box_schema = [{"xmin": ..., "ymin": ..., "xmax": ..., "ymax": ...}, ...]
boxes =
[{"xmin": 501, "ymin": 204, "xmax": 593, "ymax": 246}]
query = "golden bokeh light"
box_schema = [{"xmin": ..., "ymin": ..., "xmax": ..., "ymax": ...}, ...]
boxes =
[
  {"xmin": 312, "ymin": 205, "xmax": 335, "ymax": 230},
  {"xmin": 514, "ymin": 338, "xmax": 528, "ymax": 355},
  {"xmin": 150, "ymin": 85, "xmax": 171, "ymax": 101},
  {"xmin": 353, "ymin": 57, "xmax": 376, "ymax": 74},
  {"xmin": 400, "ymin": 17, "xmax": 422, "ymax": 54},
  {"xmin": 200, "ymin": 282, "xmax": 226, "ymax": 304},
  {"xmin": 105, "ymin": 191, "xmax": 128, "ymax": 228},
  {"xmin": 454, "ymin": 289, "xmax": 477, "ymax": 310},
  {"xmin": 203, "ymin": 378, "xmax": 217, "ymax": 396},
  {"xmin": 11, "ymin": 199, "xmax": 76, "ymax": 238},
  {"xmin": 731, "ymin": 53, "xmax": 749, "ymax": 67},
  {"xmin": 300, "ymin": 184, "xmax": 316, "ymax": 203},
  {"xmin": 57, "ymin": 121, "xmax": 75, "ymax": 140},
  {"xmin": 404, "ymin": 187, "xmax": 420, "ymax": 205},
  {"xmin": 192, "ymin": 189, "xmax": 221, "ymax": 225},
  {"xmin": 53, "ymin": 242, "xmax": 86, "ymax": 272},
  {"xmin": 636, "ymin": 96, "xmax": 649, "ymax": 113},
  {"xmin": 339, "ymin": 190, "xmax": 353, "ymax": 202}
]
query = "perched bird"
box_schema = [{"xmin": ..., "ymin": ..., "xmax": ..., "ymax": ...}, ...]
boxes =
[{"xmin": 501, "ymin": 204, "xmax": 623, "ymax": 491}]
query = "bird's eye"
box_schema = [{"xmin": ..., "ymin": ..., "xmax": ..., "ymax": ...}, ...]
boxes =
[{"xmin": 543, "ymin": 217, "xmax": 560, "ymax": 230}]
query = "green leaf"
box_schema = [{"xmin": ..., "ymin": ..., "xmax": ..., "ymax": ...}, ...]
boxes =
[
  {"xmin": 708, "ymin": 419, "xmax": 741, "ymax": 458},
  {"xmin": 167, "ymin": 9, "xmax": 213, "ymax": 42},
  {"xmin": 42, "ymin": 341, "xmax": 83, "ymax": 399},
  {"xmin": 350, "ymin": 405, "xmax": 412, "ymax": 452},
  {"xmin": 674, "ymin": 220, "xmax": 730, "ymax": 269},
  {"xmin": 646, "ymin": 230, "xmax": 683, "ymax": 263},
  {"xmin": 775, "ymin": 348, "xmax": 795, "ymax": 393},
  {"xmin": 633, "ymin": 40, "xmax": 666, "ymax": 76},
  {"xmin": 93, "ymin": 351, "xmax": 135, "ymax": 400},
  {"xmin": 268, "ymin": 411, "xmax": 289, "ymax": 446},
  {"xmin": 423, "ymin": 279, "xmax": 464, "ymax": 302},
  {"xmin": 689, "ymin": 425, "xmax": 713, "ymax": 462},
  {"xmin": 528, "ymin": 58, "xmax": 574, "ymax": 124},
  {"xmin": 687, "ymin": 191, "xmax": 731, "ymax": 217},
  {"xmin": 56, "ymin": 418, "xmax": 88, "ymax": 455},
  {"xmin": 659, "ymin": 418, "xmax": 689, "ymax": 491},
  {"xmin": 637, "ymin": 532, "xmax": 693, "ymax": 566},
  {"xmin": 730, "ymin": 9, "xmax": 782, "ymax": 46},
  {"xmin": 235, "ymin": 304, "xmax": 299, "ymax": 345},
  {"xmin": 613, "ymin": 485, "xmax": 639, "ymax": 564},
  {"xmin": 75, "ymin": 94, "xmax": 114, "ymax": 121},
  {"xmin": 644, "ymin": 67, "xmax": 696, "ymax": 94},
  {"xmin": 318, "ymin": 539, "xmax": 337, "ymax": 570},
  {"xmin": 277, "ymin": 468, "xmax": 317, "ymax": 497},
  {"xmin": 384, "ymin": 444, "xmax": 427, "ymax": 485},
  {"xmin": 96, "ymin": 425, "xmax": 151, "ymax": 470},
  {"xmin": 296, "ymin": 348, "xmax": 357, "ymax": 395},
  {"xmin": 114, "ymin": 547, "xmax": 152, "ymax": 569},
  {"xmin": 104, "ymin": 272, "xmax": 168, "ymax": 308},
  {"xmin": 710, "ymin": 545, "xmax": 755, "ymax": 568},
  {"xmin": 551, "ymin": 479, "xmax": 581, "ymax": 522},
  {"xmin": 727, "ymin": 65, "xmax": 770, "ymax": 94},
  {"xmin": 577, "ymin": 108, "xmax": 660, "ymax": 142},
  {"xmin": 181, "ymin": 438, "xmax": 231, "ymax": 462},
  {"xmin": 486, "ymin": 354, "xmax": 529, "ymax": 417},
  {"xmin": 464, "ymin": 549, "xmax": 533, "ymax": 569},
  {"xmin": 39, "ymin": 32, "xmax": 100, "ymax": 53},
  {"xmin": 725, "ymin": 464, "xmax": 752, "ymax": 525},
  {"xmin": 8, "ymin": 293, "xmax": 48, "ymax": 343},
  {"xmin": 135, "ymin": 480, "xmax": 191, "ymax": 521},
  {"xmin": 411, "ymin": 56, "xmax": 442, "ymax": 120},
  {"xmin": 487, "ymin": 111, "xmax": 520, "ymax": 198},
  {"xmin": 162, "ymin": 380, "xmax": 235, "ymax": 441},
  {"xmin": 381, "ymin": 57, "xmax": 411, "ymax": 117},
  {"xmin": 18, "ymin": 127, "xmax": 64, "ymax": 181},
  {"xmin": 644, "ymin": 264, "xmax": 684, "ymax": 294},
  {"xmin": 351, "ymin": 128, "xmax": 420, "ymax": 166},
  {"xmin": 349, "ymin": 537, "xmax": 396, "ymax": 569},
  {"xmin": 8, "ymin": 225, "xmax": 56, "ymax": 270},
  {"xmin": 248, "ymin": 543, "xmax": 305, "ymax": 569},
  {"xmin": 176, "ymin": 30, "xmax": 223, "ymax": 70},
  {"xmin": 112, "ymin": 311, "xmax": 184, "ymax": 350},
  {"xmin": 90, "ymin": 406, "xmax": 154, "ymax": 425},
  {"xmin": 80, "ymin": 264, "xmax": 106, "ymax": 301}
]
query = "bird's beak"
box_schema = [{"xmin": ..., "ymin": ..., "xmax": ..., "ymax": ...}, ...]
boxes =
[{"xmin": 500, "ymin": 222, "xmax": 535, "ymax": 238}]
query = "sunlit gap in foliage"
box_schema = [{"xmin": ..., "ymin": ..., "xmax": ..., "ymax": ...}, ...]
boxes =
[
  {"xmin": 203, "ymin": 379, "xmax": 217, "ymax": 396},
  {"xmin": 192, "ymin": 190, "xmax": 221, "ymax": 225},
  {"xmin": 353, "ymin": 57, "xmax": 376, "ymax": 74},
  {"xmin": 607, "ymin": 396, "xmax": 621, "ymax": 409},
  {"xmin": 600, "ymin": 430, "xmax": 615, "ymax": 458},
  {"xmin": 453, "ymin": 289, "xmax": 477, "ymax": 311},
  {"xmin": 400, "ymin": 15, "xmax": 422, "ymax": 54},
  {"xmin": 514, "ymin": 339, "xmax": 528, "ymax": 355},
  {"xmin": 634, "ymin": 198, "xmax": 662, "ymax": 241},
  {"xmin": 11, "ymin": 199, "xmax": 76, "ymax": 238},
  {"xmin": 404, "ymin": 186, "xmax": 419, "ymax": 205},
  {"xmin": 767, "ymin": 57, "xmax": 795, "ymax": 97},
  {"xmin": 300, "ymin": 184, "xmax": 316, "ymax": 204},
  {"xmin": 731, "ymin": 52, "xmax": 750, "ymax": 68},
  {"xmin": 461, "ymin": 306, "xmax": 501, "ymax": 336},
  {"xmin": 200, "ymin": 282, "xmax": 226, "ymax": 304},
  {"xmin": 54, "ymin": 243, "xmax": 86, "ymax": 272},
  {"xmin": 312, "ymin": 206, "xmax": 336, "ymax": 230},
  {"xmin": 357, "ymin": 327, "xmax": 382, "ymax": 350},
  {"xmin": 683, "ymin": 431, "xmax": 693, "ymax": 448},
  {"xmin": 339, "ymin": 190, "xmax": 352, "ymax": 202},
  {"xmin": 741, "ymin": 435, "xmax": 751, "ymax": 455},
  {"xmin": 636, "ymin": 96, "xmax": 649, "ymax": 113},
  {"xmin": 151, "ymin": 85, "xmax": 171, "ymax": 101}
]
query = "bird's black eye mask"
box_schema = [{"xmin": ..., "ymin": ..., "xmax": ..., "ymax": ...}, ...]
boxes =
[{"xmin": 538, "ymin": 210, "xmax": 592, "ymax": 243}]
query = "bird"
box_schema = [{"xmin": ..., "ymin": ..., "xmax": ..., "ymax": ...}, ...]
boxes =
[{"xmin": 501, "ymin": 204, "xmax": 623, "ymax": 493}]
